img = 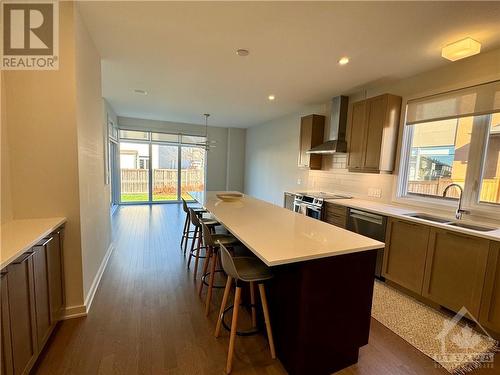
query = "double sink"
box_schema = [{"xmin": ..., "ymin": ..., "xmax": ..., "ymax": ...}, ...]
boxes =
[{"xmin": 403, "ymin": 213, "xmax": 496, "ymax": 232}]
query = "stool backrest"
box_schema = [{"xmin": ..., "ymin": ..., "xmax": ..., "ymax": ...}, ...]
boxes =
[
  {"xmin": 200, "ymin": 221, "xmax": 215, "ymax": 247},
  {"xmin": 189, "ymin": 208, "xmax": 201, "ymax": 227},
  {"xmin": 181, "ymin": 198, "xmax": 189, "ymax": 213},
  {"xmin": 219, "ymin": 242, "xmax": 240, "ymax": 280}
]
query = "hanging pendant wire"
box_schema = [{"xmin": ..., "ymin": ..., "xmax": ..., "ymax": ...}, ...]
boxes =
[{"xmin": 199, "ymin": 113, "xmax": 216, "ymax": 150}]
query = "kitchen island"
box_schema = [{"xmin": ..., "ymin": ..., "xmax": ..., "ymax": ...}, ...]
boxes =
[{"xmin": 190, "ymin": 191, "xmax": 385, "ymax": 375}]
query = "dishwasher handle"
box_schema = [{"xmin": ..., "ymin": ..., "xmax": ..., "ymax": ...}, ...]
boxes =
[{"xmin": 349, "ymin": 209, "xmax": 384, "ymax": 226}]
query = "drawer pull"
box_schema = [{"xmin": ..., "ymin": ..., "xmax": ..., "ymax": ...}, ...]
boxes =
[
  {"xmin": 36, "ymin": 237, "xmax": 53, "ymax": 247},
  {"xmin": 13, "ymin": 251, "xmax": 34, "ymax": 264}
]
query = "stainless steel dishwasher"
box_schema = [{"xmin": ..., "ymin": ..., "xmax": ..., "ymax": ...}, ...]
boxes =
[{"xmin": 346, "ymin": 208, "xmax": 387, "ymax": 279}]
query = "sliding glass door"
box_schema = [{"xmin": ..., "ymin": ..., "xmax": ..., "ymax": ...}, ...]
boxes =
[
  {"xmin": 152, "ymin": 144, "xmax": 179, "ymax": 201},
  {"xmin": 117, "ymin": 130, "xmax": 206, "ymax": 204},
  {"xmin": 181, "ymin": 146, "xmax": 205, "ymax": 201},
  {"xmin": 120, "ymin": 141, "xmax": 150, "ymax": 203}
]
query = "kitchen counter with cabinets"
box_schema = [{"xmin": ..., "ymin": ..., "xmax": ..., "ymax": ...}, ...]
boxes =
[
  {"xmin": 1, "ymin": 217, "xmax": 66, "ymax": 375},
  {"xmin": 324, "ymin": 198, "xmax": 500, "ymax": 241},
  {"xmin": 1, "ymin": 217, "xmax": 66, "ymax": 269}
]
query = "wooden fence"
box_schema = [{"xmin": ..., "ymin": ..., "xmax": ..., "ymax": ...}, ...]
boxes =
[
  {"xmin": 408, "ymin": 177, "xmax": 500, "ymax": 203},
  {"xmin": 121, "ymin": 169, "xmax": 204, "ymax": 194}
]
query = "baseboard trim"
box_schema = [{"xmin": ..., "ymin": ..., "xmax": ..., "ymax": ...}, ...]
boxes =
[
  {"xmin": 62, "ymin": 304, "xmax": 87, "ymax": 319},
  {"xmin": 84, "ymin": 242, "xmax": 114, "ymax": 313}
]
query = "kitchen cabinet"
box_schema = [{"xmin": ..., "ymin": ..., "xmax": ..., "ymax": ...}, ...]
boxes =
[
  {"xmin": 298, "ymin": 114, "xmax": 325, "ymax": 170},
  {"xmin": 7, "ymin": 252, "xmax": 38, "ymax": 375},
  {"xmin": 32, "ymin": 240, "xmax": 52, "ymax": 349},
  {"xmin": 0, "ymin": 226, "xmax": 65, "ymax": 375},
  {"xmin": 323, "ymin": 202, "xmax": 347, "ymax": 228},
  {"xmin": 480, "ymin": 242, "xmax": 500, "ymax": 333},
  {"xmin": 1, "ymin": 271, "xmax": 14, "ymax": 375},
  {"xmin": 47, "ymin": 230, "xmax": 65, "ymax": 322},
  {"xmin": 284, "ymin": 193, "xmax": 295, "ymax": 211},
  {"xmin": 382, "ymin": 218, "xmax": 430, "ymax": 294},
  {"xmin": 347, "ymin": 94, "xmax": 401, "ymax": 173},
  {"xmin": 422, "ymin": 228, "xmax": 489, "ymax": 317}
]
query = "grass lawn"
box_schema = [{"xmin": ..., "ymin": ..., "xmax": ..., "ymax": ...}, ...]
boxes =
[{"xmin": 121, "ymin": 192, "xmax": 194, "ymax": 202}]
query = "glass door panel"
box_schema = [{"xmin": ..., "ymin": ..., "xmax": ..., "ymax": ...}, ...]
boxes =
[
  {"xmin": 181, "ymin": 146, "xmax": 205, "ymax": 201},
  {"xmin": 152, "ymin": 144, "xmax": 179, "ymax": 201},
  {"xmin": 120, "ymin": 142, "xmax": 150, "ymax": 202}
]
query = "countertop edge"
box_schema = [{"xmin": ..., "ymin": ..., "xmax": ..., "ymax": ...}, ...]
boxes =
[{"xmin": 1, "ymin": 217, "xmax": 67, "ymax": 269}]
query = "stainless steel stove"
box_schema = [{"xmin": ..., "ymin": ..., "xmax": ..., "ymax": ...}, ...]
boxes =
[{"xmin": 293, "ymin": 192, "xmax": 352, "ymax": 220}]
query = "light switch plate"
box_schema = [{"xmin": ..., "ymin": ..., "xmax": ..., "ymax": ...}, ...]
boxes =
[{"xmin": 297, "ymin": 178, "xmax": 302, "ymax": 185}]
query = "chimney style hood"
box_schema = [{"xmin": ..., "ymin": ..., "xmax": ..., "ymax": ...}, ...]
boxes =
[{"xmin": 307, "ymin": 96, "xmax": 349, "ymax": 154}]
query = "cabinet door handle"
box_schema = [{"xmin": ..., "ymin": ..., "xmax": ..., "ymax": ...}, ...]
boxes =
[
  {"xmin": 13, "ymin": 251, "xmax": 35, "ymax": 264},
  {"xmin": 36, "ymin": 237, "xmax": 53, "ymax": 247}
]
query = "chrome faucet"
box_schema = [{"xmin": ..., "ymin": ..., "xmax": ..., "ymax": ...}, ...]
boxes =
[{"xmin": 442, "ymin": 183, "xmax": 470, "ymax": 220}]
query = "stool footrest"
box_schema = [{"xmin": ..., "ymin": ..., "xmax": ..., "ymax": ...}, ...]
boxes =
[{"xmin": 221, "ymin": 304, "xmax": 261, "ymax": 337}]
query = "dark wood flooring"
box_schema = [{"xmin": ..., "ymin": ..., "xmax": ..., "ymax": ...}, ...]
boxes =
[{"xmin": 32, "ymin": 204, "xmax": 498, "ymax": 375}]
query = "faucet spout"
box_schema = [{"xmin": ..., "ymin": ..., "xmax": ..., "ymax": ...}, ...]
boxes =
[{"xmin": 442, "ymin": 183, "xmax": 469, "ymax": 220}]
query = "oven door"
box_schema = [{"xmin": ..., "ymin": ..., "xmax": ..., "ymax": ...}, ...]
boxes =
[{"xmin": 305, "ymin": 205, "xmax": 322, "ymax": 220}]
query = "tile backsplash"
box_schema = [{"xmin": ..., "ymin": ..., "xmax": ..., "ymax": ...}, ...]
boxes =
[{"xmin": 306, "ymin": 154, "xmax": 396, "ymax": 202}]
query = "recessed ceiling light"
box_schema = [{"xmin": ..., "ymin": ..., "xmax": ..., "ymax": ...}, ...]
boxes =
[
  {"xmin": 268, "ymin": 95, "xmax": 276, "ymax": 101},
  {"xmin": 134, "ymin": 89, "xmax": 148, "ymax": 95},
  {"xmin": 338, "ymin": 57, "xmax": 350, "ymax": 65},
  {"xmin": 441, "ymin": 37, "xmax": 481, "ymax": 61},
  {"xmin": 236, "ymin": 48, "xmax": 250, "ymax": 57}
]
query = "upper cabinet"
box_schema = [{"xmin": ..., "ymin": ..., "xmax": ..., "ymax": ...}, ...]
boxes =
[
  {"xmin": 298, "ymin": 114, "xmax": 325, "ymax": 170},
  {"xmin": 347, "ymin": 94, "xmax": 402, "ymax": 173}
]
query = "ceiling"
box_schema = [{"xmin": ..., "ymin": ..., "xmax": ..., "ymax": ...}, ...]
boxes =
[{"xmin": 78, "ymin": 1, "xmax": 500, "ymax": 128}]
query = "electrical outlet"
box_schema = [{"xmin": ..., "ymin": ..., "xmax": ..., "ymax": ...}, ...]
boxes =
[
  {"xmin": 297, "ymin": 178, "xmax": 302, "ymax": 185},
  {"xmin": 368, "ymin": 188, "xmax": 382, "ymax": 198}
]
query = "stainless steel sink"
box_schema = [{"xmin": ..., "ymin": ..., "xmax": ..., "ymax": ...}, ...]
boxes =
[
  {"xmin": 403, "ymin": 213, "xmax": 452, "ymax": 224},
  {"xmin": 447, "ymin": 222, "xmax": 497, "ymax": 232}
]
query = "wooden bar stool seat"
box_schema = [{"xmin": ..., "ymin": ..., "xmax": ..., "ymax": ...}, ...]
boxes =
[{"xmin": 214, "ymin": 243, "xmax": 276, "ymax": 374}]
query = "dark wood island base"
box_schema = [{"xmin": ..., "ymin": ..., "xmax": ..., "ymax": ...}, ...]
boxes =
[{"xmin": 268, "ymin": 250, "xmax": 377, "ymax": 375}]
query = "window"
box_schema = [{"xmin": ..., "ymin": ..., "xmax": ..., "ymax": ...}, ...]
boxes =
[
  {"xmin": 405, "ymin": 118, "xmax": 471, "ymax": 199},
  {"xmin": 479, "ymin": 113, "xmax": 500, "ymax": 204},
  {"xmin": 119, "ymin": 130, "xmax": 150, "ymax": 141},
  {"xmin": 399, "ymin": 80, "xmax": 500, "ymax": 212}
]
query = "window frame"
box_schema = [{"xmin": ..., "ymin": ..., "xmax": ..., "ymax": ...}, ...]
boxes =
[{"xmin": 396, "ymin": 112, "xmax": 499, "ymax": 219}]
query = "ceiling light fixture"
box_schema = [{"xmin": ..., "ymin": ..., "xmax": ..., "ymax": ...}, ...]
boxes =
[
  {"xmin": 338, "ymin": 57, "xmax": 350, "ymax": 65},
  {"xmin": 236, "ymin": 48, "xmax": 250, "ymax": 57},
  {"xmin": 134, "ymin": 89, "xmax": 148, "ymax": 95},
  {"xmin": 441, "ymin": 37, "xmax": 481, "ymax": 61},
  {"xmin": 268, "ymin": 94, "xmax": 275, "ymax": 101}
]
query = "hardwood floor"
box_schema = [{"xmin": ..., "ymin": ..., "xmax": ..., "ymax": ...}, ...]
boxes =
[{"xmin": 32, "ymin": 204, "xmax": 497, "ymax": 375}]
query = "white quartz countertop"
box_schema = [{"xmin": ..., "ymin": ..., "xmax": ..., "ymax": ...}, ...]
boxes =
[
  {"xmin": 1, "ymin": 217, "xmax": 67, "ymax": 269},
  {"xmin": 323, "ymin": 198, "xmax": 500, "ymax": 242},
  {"xmin": 190, "ymin": 192, "xmax": 384, "ymax": 266}
]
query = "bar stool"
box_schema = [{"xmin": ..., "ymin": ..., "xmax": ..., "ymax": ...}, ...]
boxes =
[
  {"xmin": 180, "ymin": 198, "xmax": 206, "ymax": 254},
  {"xmin": 198, "ymin": 221, "xmax": 239, "ymax": 316},
  {"xmin": 187, "ymin": 208, "xmax": 220, "ymax": 279},
  {"xmin": 215, "ymin": 243, "xmax": 276, "ymax": 374}
]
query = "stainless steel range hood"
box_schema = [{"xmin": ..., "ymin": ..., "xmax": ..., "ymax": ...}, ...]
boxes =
[{"xmin": 307, "ymin": 95, "xmax": 349, "ymax": 154}]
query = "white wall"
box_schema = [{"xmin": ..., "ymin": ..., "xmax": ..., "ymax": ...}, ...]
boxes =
[
  {"xmin": 117, "ymin": 116, "xmax": 246, "ymax": 191},
  {"xmin": 75, "ymin": 6, "xmax": 112, "ymax": 301},
  {"xmin": 3, "ymin": 3, "xmax": 114, "ymax": 314},
  {"xmin": 1, "ymin": 71, "xmax": 13, "ymax": 225},
  {"xmin": 245, "ymin": 48, "xmax": 500, "ymax": 207},
  {"xmin": 3, "ymin": 2, "xmax": 85, "ymax": 310}
]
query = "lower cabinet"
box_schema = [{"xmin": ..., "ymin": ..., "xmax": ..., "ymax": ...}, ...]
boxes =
[
  {"xmin": 0, "ymin": 227, "xmax": 65, "ymax": 375},
  {"xmin": 422, "ymin": 229, "xmax": 489, "ymax": 317},
  {"xmin": 1, "ymin": 271, "xmax": 14, "ymax": 375},
  {"xmin": 383, "ymin": 218, "xmax": 430, "ymax": 294},
  {"xmin": 6, "ymin": 252, "xmax": 38, "ymax": 375},
  {"xmin": 480, "ymin": 242, "xmax": 500, "ymax": 332},
  {"xmin": 323, "ymin": 203, "xmax": 347, "ymax": 228}
]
